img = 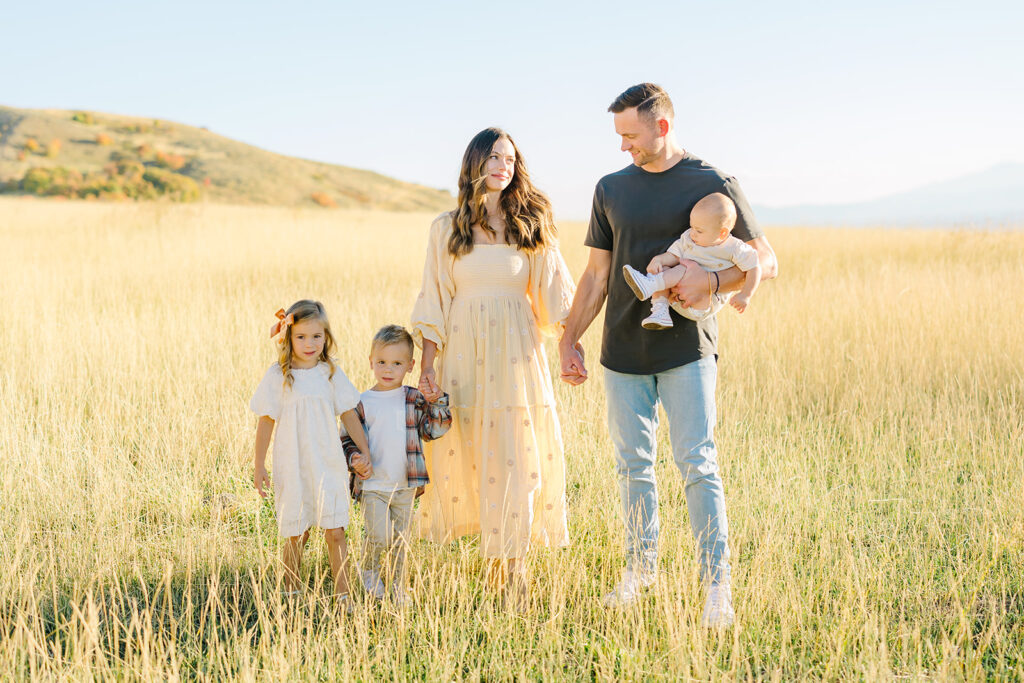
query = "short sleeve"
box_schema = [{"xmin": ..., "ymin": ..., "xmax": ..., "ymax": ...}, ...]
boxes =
[
  {"xmin": 250, "ymin": 364, "xmax": 284, "ymax": 420},
  {"xmin": 722, "ymin": 176, "xmax": 763, "ymax": 243},
  {"xmin": 331, "ymin": 368, "xmax": 361, "ymax": 415},
  {"xmin": 731, "ymin": 239, "xmax": 760, "ymax": 272},
  {"xmin": 584, "ymin": 181, "xmax": 613, "ymax": 250},
  {"xmin": 528, "ymin": 243, "xmax": 576, "ymax": 338},
  {"xmin": 410, "ymin": 213, "xmax": 456, "ymax": 353},
  {"xmin": 666, "ymin": 236, "xmax": 687, "ymax": 260}
]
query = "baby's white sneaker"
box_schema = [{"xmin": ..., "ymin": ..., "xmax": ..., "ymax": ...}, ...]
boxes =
[
  {"xmin": 642, "ymin": 300, "xmax": 673, "ymax": 330},
  {"xmin": 622, "ymin": 265, "xmax": 665, "ymax": 301}
]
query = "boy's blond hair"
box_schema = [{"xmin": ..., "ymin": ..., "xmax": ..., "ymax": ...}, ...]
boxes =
[{"xmin": 371, "ymin": 324, "xmax": 414, "ymax": 357}]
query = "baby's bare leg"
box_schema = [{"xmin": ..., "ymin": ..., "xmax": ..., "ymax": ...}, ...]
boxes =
[{"xmin": 658, "ymin": 264, "xmax": 688, "ymax": 290}]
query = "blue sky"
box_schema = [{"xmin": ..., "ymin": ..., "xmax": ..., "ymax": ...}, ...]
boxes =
[{"xmin": 3, "ymin": 0, "xmax": 1021, "ymax": 219}]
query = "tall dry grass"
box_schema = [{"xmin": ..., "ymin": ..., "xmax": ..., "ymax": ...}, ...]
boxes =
[{"xmin": 0, "ymin": 198, "xmax": 1022, "ymax": 679}]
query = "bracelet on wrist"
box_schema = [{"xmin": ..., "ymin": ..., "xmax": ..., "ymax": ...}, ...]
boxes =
[{"xmin": 713, "ymin": 271, "xmax": 720, "ymax": 295}]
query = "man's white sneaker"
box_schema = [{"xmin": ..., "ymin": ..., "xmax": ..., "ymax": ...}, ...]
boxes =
[
  {"xmin": 622, "ymin": 265, "xmax": 665, "ymax": 301},
  {"xmin": 642, "ymin": 301, "xmax": 673, "ymax": 330},
  {"xmin": 602, "ymin": 568, "xmax": 657, "ymax": 608},
  {"xmin": 701, "ymin": 582, "xmax": 735, "ymax": 628},
  {"xmin": 360, "ymin": 569, "xmax": 385, "ymax": 600}
]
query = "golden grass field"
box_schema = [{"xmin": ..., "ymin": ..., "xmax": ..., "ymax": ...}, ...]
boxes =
[{"xmin": 1, "ymin": 198, "xmax": 1022, "ymax": 680}]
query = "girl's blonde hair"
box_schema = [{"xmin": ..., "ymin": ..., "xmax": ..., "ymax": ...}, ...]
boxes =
[
  {"xmin": 277, "ymin": 299, "xmax": 337, "ymax": 388},
  {"xmin": 448, "ymin": 127, "xmax": 557, "ymax": 258}
]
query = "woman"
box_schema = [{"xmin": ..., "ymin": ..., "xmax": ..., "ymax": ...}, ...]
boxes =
[{"xmin": 411, "ymin": 127, "xmax": 575, "ymax": 606}]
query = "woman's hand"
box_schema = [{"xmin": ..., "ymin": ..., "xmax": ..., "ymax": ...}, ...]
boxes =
[
  {"xmin": 419, "ymin": 366, "xmax": 442, "ymax": 401},
  {"xmin": 254, "ymin": 463, "xmax": 271, "ymax": 498}
]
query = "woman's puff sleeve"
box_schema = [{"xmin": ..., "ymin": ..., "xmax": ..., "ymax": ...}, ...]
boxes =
[
  {"xmin": 410, "ymin": 213, "xmax": 456, "ymax": 353},
  {"xmin": 528, "ymin": 243, "xmax": 576, "ymax": 338},
  {"xmin": 250, "ymin": 364, "xmax": 284, "ymax": 420},
  {"xmin": 331, "ymin": 368, "xmax": 361, "ymax": 415}
]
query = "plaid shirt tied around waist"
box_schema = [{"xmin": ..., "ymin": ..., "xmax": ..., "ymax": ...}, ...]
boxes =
[{"xmin": 340, "ymin": 386, "xmax": 452, "ymax": 499}]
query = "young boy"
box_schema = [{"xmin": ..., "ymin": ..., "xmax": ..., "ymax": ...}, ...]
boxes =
[
  {"xmin": 340, "ymin": 324, "xmax": 451, "ymax": 606},
  {"xmin": 622, "ymin": 192, "xmax": 762, "ymax": 329}
]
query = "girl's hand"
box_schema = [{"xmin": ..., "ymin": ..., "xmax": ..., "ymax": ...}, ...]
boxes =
[
  {"xmin": 419, "ymin": 367, "xmax": 442, "ymax": 402},
  {"xmin": 254, "ymin": 464, "xmax": 271, "ymax": 498},
  {"xmin": 351, "ymin": 451, "xmax": 373, "ymax": 480}
]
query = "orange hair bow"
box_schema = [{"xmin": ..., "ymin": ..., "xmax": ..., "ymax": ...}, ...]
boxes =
[{"xmin": 270, "ymin": 308, "xmax": 294, "ymax": 347}]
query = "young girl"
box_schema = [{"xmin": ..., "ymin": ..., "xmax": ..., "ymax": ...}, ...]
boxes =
[{"xmin": 250, "ymin": 299, "xmax": 372, "ymax": 609}]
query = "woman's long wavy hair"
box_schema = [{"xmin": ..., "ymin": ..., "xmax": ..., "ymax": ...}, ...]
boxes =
[
  {"xmin": 277, "ymin": 299, "xmax": 337, "ymax": 388},
  {"xmin": 448, "ymin": 127, "xmax": 557, "ymax": 257}
]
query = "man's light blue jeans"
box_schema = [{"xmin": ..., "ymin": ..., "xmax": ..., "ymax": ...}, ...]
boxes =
[{"xmin": 604, "ymin": 356, "xmax": 731, "ymax": 585}]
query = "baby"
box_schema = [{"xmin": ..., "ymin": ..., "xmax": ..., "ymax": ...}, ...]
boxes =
[{"xmin": 622, "ymin": 192, "xmax": 761, "ymax": 329}]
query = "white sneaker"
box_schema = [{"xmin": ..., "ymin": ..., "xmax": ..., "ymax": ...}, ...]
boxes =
[
  {"xmin": 390, "ymin": 585, "xmax": 412, "ymax": 608},
  {"xmin": 602, "ymin": 568, "xmax": 657, "ymax": 608},
  {"xmin": 360, "ymin": 569, "xmax": 385, "ymax": 600},
  {"xmin": 701, "ymin": 582, "xmax": 735, "ymax": 628},
  {"xmin": 622, "ymin": 265, "xmax": 664, "ymax": 301},
  {"xmin": 642, "ymin": 300, "xmax": 673, "ymax": 330}
]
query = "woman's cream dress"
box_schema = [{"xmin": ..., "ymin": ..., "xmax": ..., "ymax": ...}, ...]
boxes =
[{"xmin": 411, "ymin": 213, "xmax": 575, "ymax": 558}]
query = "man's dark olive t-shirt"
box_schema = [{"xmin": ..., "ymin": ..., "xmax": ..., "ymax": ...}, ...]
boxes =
[{"xmin": 585, "ymin": 153, "xmax": 764, "ymax": 375}]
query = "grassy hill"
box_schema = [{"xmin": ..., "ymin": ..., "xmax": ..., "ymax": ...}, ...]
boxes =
[{"xmin": 0, "ymin": 105, "xmax": 454, "ymax": 211}]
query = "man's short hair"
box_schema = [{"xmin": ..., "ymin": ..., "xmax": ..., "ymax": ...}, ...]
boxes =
[
  {"xmin": 608, "ymin": 83, "xmax": 675, "ymax": 124},
  {"xmin": 371, "ymin": 324, "xmax": 414, "ymax": 356}
]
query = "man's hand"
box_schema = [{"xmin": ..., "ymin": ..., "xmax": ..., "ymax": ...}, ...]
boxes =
[
  {"xmin": 559, "ymin": 341, "xmax": 587, "ymax": 385},
  {"xmin": 669, "ymin": 259, "xmax": 710, "ymax": 310},
  {"xmin": 254, "ymin": 463, "xmax": 271, "ymax": 498},
  {"xmin": 418, "ymin": 367, "xmax": 442, "ymax": 401},
  {"xmin": 350, "ymin": 451, "xmax": 372, "ymax": 480},
  {"xmin": 730, "ymin": 294, "xmax": 750, "ymax": 313}
]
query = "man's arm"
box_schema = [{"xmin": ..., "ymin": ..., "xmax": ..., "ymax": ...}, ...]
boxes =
[
  {"xmin": 671, "ymin": 235, "xmax": 778, "ymax": 308},
  {"xmin": 558, "ymin": 247, "xmax": 611, "ymax": 385}
]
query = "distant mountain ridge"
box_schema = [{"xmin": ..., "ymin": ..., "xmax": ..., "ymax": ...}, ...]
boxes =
[
  {"xmin": 754, "ymin": 163, "xmax": 1024, "ymax": 227},
  {"xmin": 0, "ymin": 105, "xmax": 454, "ymax": 211}
]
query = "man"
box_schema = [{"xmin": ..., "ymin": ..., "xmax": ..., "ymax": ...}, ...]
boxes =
[{"xmin": 558, "ymin": 83, "xmax": 778, "ymax": 627}]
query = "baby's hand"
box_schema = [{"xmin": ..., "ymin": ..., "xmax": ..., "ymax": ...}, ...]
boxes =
[
  {"xmin": 730, "ymin": 295, "xmax": 750, "ymax": 313},
  {"xmin": 351, "ymin": 451, "xmax": 373, "ymax": 480},
  {"xmin": 646, "ymin": 257, "xmax": 664, "ymax": 274},
  {"xmin": 254, "ymin": 464, "xmax": 271, "ymax": 498}
]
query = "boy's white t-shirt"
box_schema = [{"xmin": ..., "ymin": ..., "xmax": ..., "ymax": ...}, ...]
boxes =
[{"xmin": 360, "ymin": 387, "xmax": 410, "ymax": 494}]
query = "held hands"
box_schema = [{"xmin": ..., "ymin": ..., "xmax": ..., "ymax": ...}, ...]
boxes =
[
  {"xmin": 558, "ymin": 341, "xmax": 587, "ymax": 386},
  {"xmin": 418, "ymin": 367, "xmax": 442, "ymax": 402},
  {"xmin": 350, "ymin": 451, "xmax": 373, "ymax": 480},
  {"xmin": 254, "ymin": 463, "xmax": 271, "ymax": 498}
]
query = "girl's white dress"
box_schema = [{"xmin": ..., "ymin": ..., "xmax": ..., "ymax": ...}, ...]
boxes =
[{"xmin": 250, "ymin": 362, "xmax": 360, "ymax": 537}]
